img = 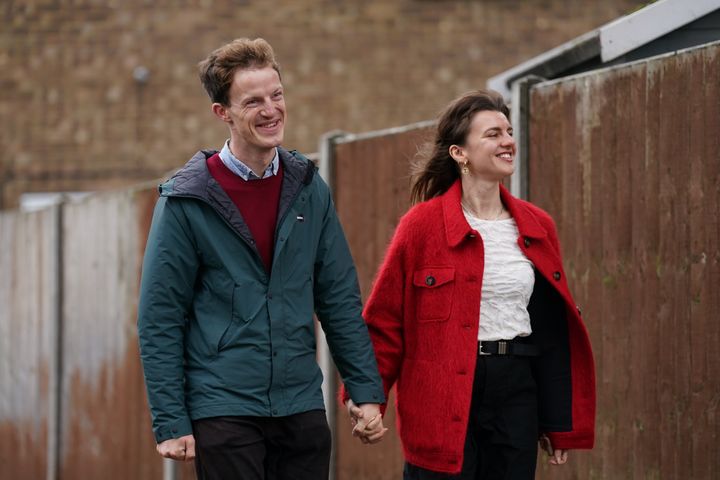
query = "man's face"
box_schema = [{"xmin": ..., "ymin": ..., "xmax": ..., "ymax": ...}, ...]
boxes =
[{"xmin": 216, "ymin": 66, "xmax": 286, "ymax": 158}]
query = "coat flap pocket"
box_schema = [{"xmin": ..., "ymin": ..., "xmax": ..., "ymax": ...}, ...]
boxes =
[{"xmin": 413, "ymin": 267, "xmax": 455, "ymax": 288}]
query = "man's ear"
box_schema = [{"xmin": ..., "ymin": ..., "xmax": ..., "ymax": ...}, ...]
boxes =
[{"xmin": 212, "ymin": 103, "xmax": 231, "ymax": 123}]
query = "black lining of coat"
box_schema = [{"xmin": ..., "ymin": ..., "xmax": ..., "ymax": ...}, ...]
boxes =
[{"xmin": 527, "ymin": 270, "xmax": 573, "ymax": 432}]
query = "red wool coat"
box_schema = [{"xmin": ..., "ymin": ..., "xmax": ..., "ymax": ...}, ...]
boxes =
[{"xmin": 357, "ymin": 180, "xmax": 595, "ymax": 474}]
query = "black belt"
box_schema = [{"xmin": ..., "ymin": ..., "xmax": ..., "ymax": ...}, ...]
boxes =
[{"xmin": 479, "ymin": 340, "xmax": 540, "ymax": 356}]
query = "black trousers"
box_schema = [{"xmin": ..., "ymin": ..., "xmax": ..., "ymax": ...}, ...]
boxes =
[
  {"xmin": 192, "ymin": 410, "xmax": 331, "ymax": 480},
  {"xmin": 404, "ymin": 355, "xmax": 539, "ymax": 480}
]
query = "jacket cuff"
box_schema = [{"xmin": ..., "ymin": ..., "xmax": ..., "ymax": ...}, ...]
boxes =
[
  {"xmin": 154, "ymin": 417, "xmax": 194, "ymax": 444},
  {"xmin": 343, "ymin": 384, "xmax": 385, "ymax": 406},
  {"xmin": 545, "ymin": 430, "xmax": 595, "ymax": 450}
]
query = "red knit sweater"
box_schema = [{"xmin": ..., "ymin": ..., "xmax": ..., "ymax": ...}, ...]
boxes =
[{"xmin": 207, "ymin": 153, "xmax": 283, "ymax": 272}]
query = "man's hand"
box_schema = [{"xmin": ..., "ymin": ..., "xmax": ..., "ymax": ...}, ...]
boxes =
[
  {"xmin": 346, "ymin": 400, "xmax": 388, "ymax": 444},
  {"xmin": 156, "ymin": 434, "xmax": 196, "ymax": 461}
]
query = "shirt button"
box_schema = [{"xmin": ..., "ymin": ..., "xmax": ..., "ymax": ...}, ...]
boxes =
[
  {"xmin": 267, "ymin": 293, "xmax": 273, "ymax": 299},
  {"xmin": 425, "ymin": 276, "xmax": 436, "ymax": 286},
  {"xmin": 273, "ymin": 351, "xmax": 278, "ymax": 357},
  {"xmin": 272, "ymin": 409, "xmax": 278, "ymax": 415},
  {"xmin": 279, "ymin": 236, "xmax": 285, "ymax": 241},
  {"xmin": 524, "ymin": 238, "xmax": 531, "ymax": 247},
  {"xmin": 553, "ymin": 271, "xmax": 561, "ymax": 281}
]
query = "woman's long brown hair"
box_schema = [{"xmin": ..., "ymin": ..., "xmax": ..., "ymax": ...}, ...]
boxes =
[{"xmin": 410, "ymin": 90, "xmax": 510, "ymax": 204}]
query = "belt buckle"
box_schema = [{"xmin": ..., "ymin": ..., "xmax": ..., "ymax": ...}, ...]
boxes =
[
  {"xmin": 498, "ymin": 340, "xmax": 508, "ymax": 355},
  {"xmin": 479, "ymin": 343, "xmax": 490, "ymax": 355}
]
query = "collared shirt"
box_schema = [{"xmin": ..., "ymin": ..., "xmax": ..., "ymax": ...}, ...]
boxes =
[{"xmin": 219, "ymin": 140, "xmax": 280, "ymax": 181}]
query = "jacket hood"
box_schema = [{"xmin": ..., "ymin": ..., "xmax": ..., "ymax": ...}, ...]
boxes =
[{"xmin": 157, "ymin": 147, "xmax": 316, "ymax": 199}]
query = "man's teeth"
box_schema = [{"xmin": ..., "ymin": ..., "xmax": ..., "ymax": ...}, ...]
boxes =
[{"xmin": 498, "ymin": 153, "xmax": 512, "ymax": 158}]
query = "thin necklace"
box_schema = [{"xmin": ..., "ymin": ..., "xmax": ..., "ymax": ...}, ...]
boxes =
[{"xmin": 461, "ymin": 201, "xmax": 504, "ymax": 221}]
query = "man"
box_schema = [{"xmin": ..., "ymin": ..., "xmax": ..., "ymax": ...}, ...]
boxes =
[{"xmin": 137, "ymin": 38, "xmax": 386, "ymax": 480}]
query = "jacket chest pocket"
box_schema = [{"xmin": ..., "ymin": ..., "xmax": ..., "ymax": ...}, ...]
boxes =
[{"xmin": 412, "ymin": 267, "xmax": 455, "ymax": 322}]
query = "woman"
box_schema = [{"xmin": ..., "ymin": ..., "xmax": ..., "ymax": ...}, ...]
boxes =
[{"xmin": 347, "ymin": 90, "xmax": 595, "ymax": 478}]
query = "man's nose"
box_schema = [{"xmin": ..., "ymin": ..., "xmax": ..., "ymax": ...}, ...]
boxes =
[{"xmin": 259, "ymin": 99, "xmax": 274, "ymax": 115}]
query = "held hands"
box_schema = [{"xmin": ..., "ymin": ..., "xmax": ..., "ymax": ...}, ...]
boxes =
[
  {"xmin": 539, "ymin": 434, "xmax": 569, "ymax": 465},
  {"xmin": 346, "ymin": 399, "xmax": 388, "ymax": 444},
  {"xmin": 156, "ymin": 434, "xmax": 196, "ymax": 461}
]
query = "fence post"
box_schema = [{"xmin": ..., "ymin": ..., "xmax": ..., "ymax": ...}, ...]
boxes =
[
  {"xmin": 510, "ymin": 75, "xmax": 544, "ymax": 200},
  {"xmin": 317, "ymin": 129, "xmax": 347, "ymax": 480},
  {"xmin": 46, "ymin": 202, "xmax": 63, "ymax": 480}
]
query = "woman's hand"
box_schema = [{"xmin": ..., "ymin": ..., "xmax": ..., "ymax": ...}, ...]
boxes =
[
  {"xmin": 549, "ymin": 449, "xmax": 569, "ymax": 465},
  {"xmin": 539, "ymin": 434, "xmax": 569, "ymax": 465}
]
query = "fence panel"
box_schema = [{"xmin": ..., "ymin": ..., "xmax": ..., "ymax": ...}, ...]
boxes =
[
  {"xmin": 528, "ymin": 42, "xmax": 720, "ymax": 479},
  {"xmin": 0, "ymin": 206, "xmax": 58, "ymax": 479},
  {"xmin": 57, "ymin": 187, "xmax": 164, "ymax": 480}
]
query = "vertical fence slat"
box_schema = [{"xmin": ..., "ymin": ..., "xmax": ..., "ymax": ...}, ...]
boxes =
[{"xmin": 0, "ymin": 206, "xmax": 58, "ymax": 479}]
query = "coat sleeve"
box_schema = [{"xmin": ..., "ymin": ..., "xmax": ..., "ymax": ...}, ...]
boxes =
[
  {"xmin": 360, "ymin": 222, "xmax": 408, "ymax": 406},
  {"xmin": 137, "ymin": 197, "xmax": 199, "ymax": 443},
  {"xmin": 312, "ymin": 181, "xmax": 385, "ymax": 405}
]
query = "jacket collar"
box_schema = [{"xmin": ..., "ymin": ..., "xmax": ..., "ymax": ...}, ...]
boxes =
[
  {"xmin": 160, "ymin": 147, "xmax": 314, "ymax": 199},
  {"xmin": 441, "ymin": 180, "xmax": 547, "ymax": 248}
]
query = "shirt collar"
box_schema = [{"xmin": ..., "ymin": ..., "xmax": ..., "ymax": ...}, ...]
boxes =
[{"xmin": 219, "ymin": 140, "xmax": 280, "ymax": 181}]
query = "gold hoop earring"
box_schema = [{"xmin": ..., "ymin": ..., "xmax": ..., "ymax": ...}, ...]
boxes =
[{"xmin": 461, "ymin": 161, "xmax": 470, "ymax": 175}]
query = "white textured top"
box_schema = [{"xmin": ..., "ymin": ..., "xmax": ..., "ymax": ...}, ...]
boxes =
[{"xmin": 463, "ymin": 209, "xmax": 535, "ymax": 341}]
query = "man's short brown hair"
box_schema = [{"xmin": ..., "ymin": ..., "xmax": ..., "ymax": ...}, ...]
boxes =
[{"xmin": 198, "ymin": 38, "xmax": 281, "ymax": 106}]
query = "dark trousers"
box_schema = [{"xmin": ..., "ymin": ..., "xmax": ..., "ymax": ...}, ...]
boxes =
[
  {"xmin": 404, "ymin": 355, "xmax": 539, "ymax": 480},
  {"xmin": 192, "ymin": 410, "xmax": 331, "ymax": 480}
]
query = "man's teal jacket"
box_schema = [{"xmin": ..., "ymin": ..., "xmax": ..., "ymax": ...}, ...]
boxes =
[{"xmin": 138, "ymin": 148, "xmax": 384, "ymax": 443}]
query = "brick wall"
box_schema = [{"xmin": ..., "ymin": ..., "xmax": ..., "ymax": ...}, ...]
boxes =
[{"xmin": 0, "ymin": 0, "xmax": 643, "ymax": 208}]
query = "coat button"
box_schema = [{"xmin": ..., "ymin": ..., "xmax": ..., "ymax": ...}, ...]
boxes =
[
  {"xmin": 451, "ymin": 415, "xmax": 461, "ymax": 422},
  {"xmin": 425, "ymin": 276, "xmax": 436, "ymax": 286},
  {"xmin": 553, "ymin": 271, "xmax": 561, "ymax": 281},
  {"xmin": 524, "ymin": 238, "xmax": 531, "ymax": 247},
  {"xmin": 576, "ymin": 305, "xmax": 582, "ymax": 316},
  {"xmin": 468, "ymin": 233, "xmax": 476, "ymax": 239}
]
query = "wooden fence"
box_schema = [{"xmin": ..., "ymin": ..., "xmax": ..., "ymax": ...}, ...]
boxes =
[
  {"xmin": 0, "ymin": 187, "xmax": 196, "ymax": 480},
  {"xmin": 528, "ymin": 41, "xmax": 720, "ymax": 479}
]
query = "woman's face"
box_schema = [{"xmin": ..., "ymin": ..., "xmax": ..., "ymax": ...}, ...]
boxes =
[{"xmin": 451, "ymin": 110, "xmax": 516, "ymax": 182}]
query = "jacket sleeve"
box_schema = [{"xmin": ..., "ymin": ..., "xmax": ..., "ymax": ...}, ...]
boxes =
[
  {"xmin": 312, "ymin": 182, "xmax": 385, "ymax": 405},
  {"xmin": 137, "ymin": 197, "xmax": 199, "ymax": 443}
]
